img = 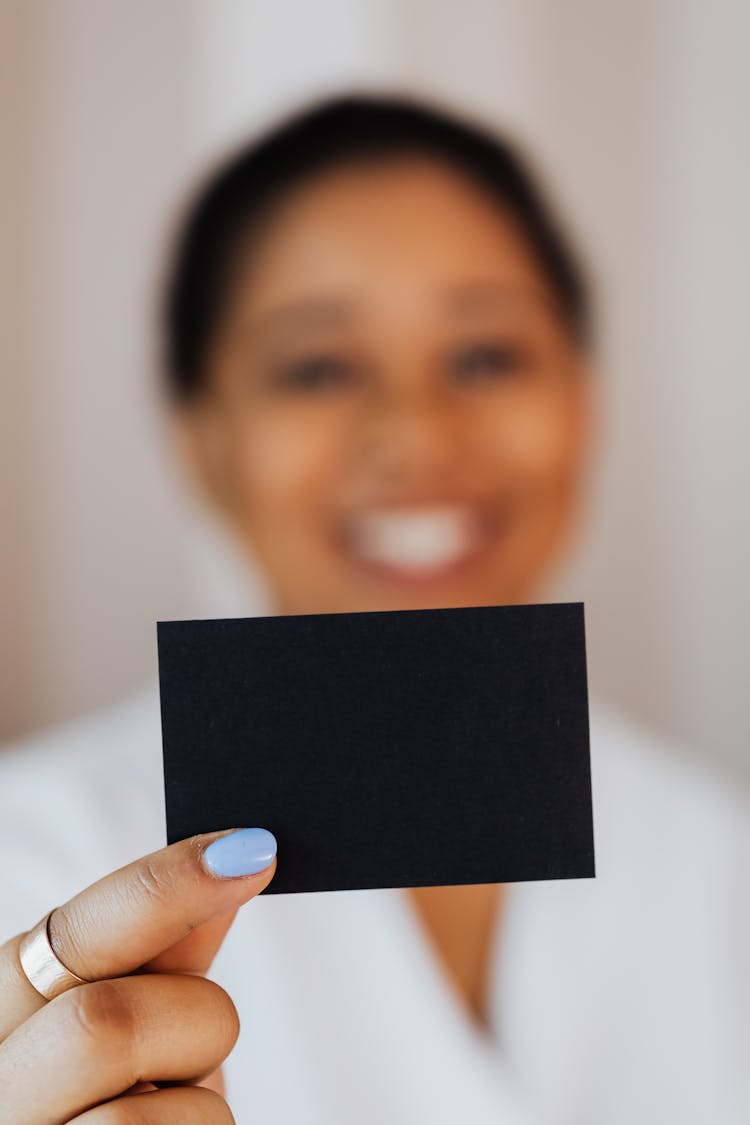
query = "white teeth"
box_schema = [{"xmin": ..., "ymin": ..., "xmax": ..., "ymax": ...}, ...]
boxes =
[{"xmin": 349, "ymin": 507, "xmax": 477, "ymax": 573}]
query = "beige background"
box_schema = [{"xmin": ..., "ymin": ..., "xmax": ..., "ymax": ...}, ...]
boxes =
[{"xmin": 1, "ymin": 1, "xmax": 748, "ymax": 780}]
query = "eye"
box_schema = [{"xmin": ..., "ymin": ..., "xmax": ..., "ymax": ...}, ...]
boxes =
[
  {"xmin": 448, "ymin": 340, "xmax": 526, "ymax": 384},
  {"xmin": 274, "ymin": 354, "xmax": 358, "ymax": 394}
]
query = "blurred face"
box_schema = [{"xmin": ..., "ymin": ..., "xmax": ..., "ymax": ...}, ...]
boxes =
[{"xmin": 181, "ymin": 156, "xmax": 593, "ymax": 614}]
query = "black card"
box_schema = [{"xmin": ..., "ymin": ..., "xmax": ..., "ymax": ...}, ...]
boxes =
[{"xmin": 158, "ymin": 603, "xmax": 594, "ymax": 893}]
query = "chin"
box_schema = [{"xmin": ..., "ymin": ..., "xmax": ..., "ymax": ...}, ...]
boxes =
[{"xmin": 309, "ymin": 566, "xmax": 538, "ymax": 616}]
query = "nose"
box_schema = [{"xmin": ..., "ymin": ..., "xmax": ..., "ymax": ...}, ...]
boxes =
[{"xmin": 357, "ymin": 378, "xmax": 465, "ymax": 490}]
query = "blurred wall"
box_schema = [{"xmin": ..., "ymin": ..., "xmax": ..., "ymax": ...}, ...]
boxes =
[{"xmin": 1, "ymin": 1, "xmax": 748, "ymax": 779}]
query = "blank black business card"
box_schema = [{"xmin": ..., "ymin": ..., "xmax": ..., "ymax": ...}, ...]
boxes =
[{"xmin": 158, "ymin": 603, "xmax": 594, "ymax": 893}]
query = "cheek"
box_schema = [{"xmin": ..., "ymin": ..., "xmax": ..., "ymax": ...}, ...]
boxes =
[
  {"xmin": 228, "ymin": 408, "xmax": 348, "ymax": 532},
  {"xmin": 478, "ymin": 386, "xmax": 585, "ymax": 498}
]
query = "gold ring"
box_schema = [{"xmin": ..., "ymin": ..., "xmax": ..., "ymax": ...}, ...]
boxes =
[{"xmin": 18, "ymin": 911, "xmax": 89, "ymax": 1000}]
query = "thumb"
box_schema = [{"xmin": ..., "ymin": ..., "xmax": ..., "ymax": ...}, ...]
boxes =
[
  {"xmin": 56, "ymin": 826, "xmax": 277, "ymax": 981},
  {"xmin": 1, "ymin": 828, "xmax": 277, "ymax": 1042},
  {"xmin": 144, "ymin": 828, "xmax": 278, "ymax": 976}
]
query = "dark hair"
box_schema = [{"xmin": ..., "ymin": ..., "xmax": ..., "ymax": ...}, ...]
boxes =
[{"xmin": 163, "ymin": 93, "xmax": 591, "ymax": 399}]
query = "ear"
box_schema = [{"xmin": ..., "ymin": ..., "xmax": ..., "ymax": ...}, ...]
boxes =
[{"xmin": 168, "ymin": 399, "xmax": 233, "ymax": 512}]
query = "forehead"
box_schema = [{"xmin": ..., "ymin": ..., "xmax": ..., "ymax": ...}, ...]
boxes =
[{"xmin": 235, "ymin": 156, "xmax": 551, "ymax": 318}]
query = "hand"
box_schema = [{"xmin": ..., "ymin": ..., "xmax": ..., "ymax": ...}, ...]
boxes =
[{"xmin": 0, "ymin": 827, "xmax": 277, "ymax": 1123}]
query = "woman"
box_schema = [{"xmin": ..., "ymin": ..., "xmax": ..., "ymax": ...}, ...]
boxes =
[{"xmin": 0, "ymin": 95, "xmax": 747, "ymax": 1124}]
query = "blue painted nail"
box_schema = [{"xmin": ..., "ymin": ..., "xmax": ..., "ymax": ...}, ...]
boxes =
[{"xmin": 203, "ymin": 828, "xmax": 277, "ymax": 878}]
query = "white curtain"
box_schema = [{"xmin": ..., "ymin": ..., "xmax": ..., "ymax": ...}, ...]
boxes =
[{"xmin": 2, "ymin": 0, "xmax": 748, "ymax": 779}]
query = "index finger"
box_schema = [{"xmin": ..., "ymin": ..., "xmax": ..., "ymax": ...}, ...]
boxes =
[{"xmin": 0, "ymin": 827, "xmax": 276, "ymax": 1042}]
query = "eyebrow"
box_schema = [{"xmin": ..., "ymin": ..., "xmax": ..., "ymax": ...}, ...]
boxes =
[
  {"xmin": 439, "ymin": 279, "xmax": 552, "ymax": 313},
  {"xmin": 250, "ymin": 298, "xmax": 359, "ymax": 341},
  {"xmin": 247, "ymin": 280, "xmax": 551, "ymax": 344}
]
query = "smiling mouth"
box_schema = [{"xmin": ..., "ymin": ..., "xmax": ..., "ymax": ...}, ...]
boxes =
[{"xmin": 341, "ymin": 505, "xmax": 490, "ymax": 582}]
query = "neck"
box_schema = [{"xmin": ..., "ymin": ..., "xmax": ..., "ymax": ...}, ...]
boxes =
[{"xmin": 408, "ymin": 882, "xmax": 505, "ymax": 1028}]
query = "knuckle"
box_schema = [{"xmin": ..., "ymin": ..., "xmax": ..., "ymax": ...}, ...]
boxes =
[
  {"xmin": 80, "ymin": 1101, "xmax": 147, "ymax": 1125},
  {"xmin": 67, "ymin": 979, "xmax": 138, "ymax": 1053},
  {"xmin": 47, "ymin": 905, "xmax": 90, "ymax": 978},
  {"xmin": 203, "ymin": 979, "xmax": 240, "ymax": 1045},
  {"xmin": 81, "ymin": 1088, "xmax": 235, "ymax": 1125},
  {"xmin": 132, "ymin": 857, "xmax": 175, "ymax": 907},
  {"xmin": 107, "ymin": 1105, "xmax": 153, "ymax": 1125},
  {"xmin": 83, "ymin": 1100, "xmax": 154, "ymax": 1125},
  {"xmin": 189, "ymin": 1088, "xmax": 237, "ymax": 1124}
]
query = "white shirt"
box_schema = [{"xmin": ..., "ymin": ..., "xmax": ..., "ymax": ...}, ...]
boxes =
[{"xmin": 1, "ymin": 690, "xmax": 748, "ymax": 1123}]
